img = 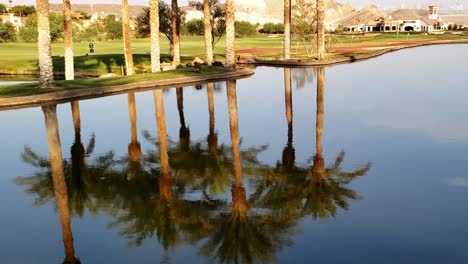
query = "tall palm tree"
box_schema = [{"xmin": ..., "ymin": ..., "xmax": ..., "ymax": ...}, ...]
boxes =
[
  {"xmin": 224, "ymin": 0, "xmax": 235, "ymax": 67},
  {"xmin": 122, "ymin": 0, "xmax": 135, "ymax": 75},
  {"xmin": 283, "ymin": 0, "xmax": 291, "ymax": 60},
  {"xmin": 203, "ymin": 0, "xmax": 214, "ymax": 65},
  {"xmin": 42, "ymin": 105, "xmax": 80, "ymax": 263},
  {"xmin": 171, "ymin": 0, "xmax": 181, "ymax": 64},
  {"xmin": 150, "ymin": 0, "xmax": 161, "ymax": 72},
  {"xmin": 36, "ymin": 0, "xmax": 55, "ymax": 87},
  {"xmin": 63, "ymin": 0, "xmax": 74, "ymax": 80},
  {"xmin": 316, "ymin": 0, "xmax": 325, "ymax": 61},
  {"xmin": 127, "ymin": 92, "xmax": 142, "ymax": 180}
]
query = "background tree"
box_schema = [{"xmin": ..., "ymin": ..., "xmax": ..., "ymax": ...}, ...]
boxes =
[
  {"xmin": 18, "ymin": 13, "xmax": 64, "ymax": 43},
  {"xmin": 105, "ymin": 20, "xmax": 123, "ymax": 40},
  {"xmin": 291, "ymin": 0, "xmax": 316, "ymax": 57},
  {"xmin": 0, "ymin": 20, "xmax": 16, "ymax": 42},
  {"xmin": 135, "ymin": 4, "xmax": 185, "ymax": 54},
  {"xmin": 189, "ymin": 0, "xmax": 225, "ymax": 49},
  {"xmin": 10, "ymin": 5, "xmax": 36, "ymax": 17},
  {"xmin": 0, "ymin": 4, "xmax": 7, "ymax": 13}
]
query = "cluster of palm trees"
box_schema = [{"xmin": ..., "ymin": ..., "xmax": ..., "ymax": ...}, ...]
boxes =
[
  {"xmin": 35, "ymin": 0, "xmax": 327, "ymax": 88},
  {"xmin": 17, "ymin": 66, "xmax": 370, "ymax": 263}
]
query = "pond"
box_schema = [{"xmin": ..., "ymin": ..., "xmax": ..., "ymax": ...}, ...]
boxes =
[{"xmin": 1, "ymin": 44, "xmax": 468, "ymax": 264}]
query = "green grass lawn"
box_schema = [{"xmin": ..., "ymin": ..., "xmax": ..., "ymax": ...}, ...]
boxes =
[{"xmin": 0, "ymin": 33, "xmax": 467, "ymax": 74}]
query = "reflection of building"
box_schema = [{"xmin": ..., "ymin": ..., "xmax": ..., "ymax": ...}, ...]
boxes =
[
  {"xmin": 347, "ymin": 5, "xmax": 448, "ymax": 32},
  {"xmin": 0, "ymin": 13, "xmax": 24, "ymax": 31}
]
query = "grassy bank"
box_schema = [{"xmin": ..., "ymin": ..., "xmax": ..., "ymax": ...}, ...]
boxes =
[
  {"xmin": 1, "ymin": 33, "xmax": 467, "ymax": 74},
  {"xmin": 0, "ymin": 66, "xmax": 229, "ymax": 98}
]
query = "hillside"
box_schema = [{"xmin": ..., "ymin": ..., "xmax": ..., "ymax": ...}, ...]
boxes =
[
  {"xmin": 49, "ymin": 4, "xmax": 146, "ymax": 18},
  {"xmin": 336, "ymin": 4, "xmax": 387, "ymax": 27}
]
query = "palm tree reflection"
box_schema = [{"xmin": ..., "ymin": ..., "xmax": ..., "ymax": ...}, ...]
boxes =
[
  {"xmin": 43, "ymin": 105, "xmax": 80, "ymax": 263},
  {"xmin": 15, "ymin": 74, "xmax": 371, "ymax": 263}
]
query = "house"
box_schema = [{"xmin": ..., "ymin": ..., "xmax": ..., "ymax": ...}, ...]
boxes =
[
  {"xmin": 345, "ymin": 5, "xmax": 447, "ymax": 33},
  {"xmin": 0, "ymin": 13, "xmax": 24, "ymax": 31}
]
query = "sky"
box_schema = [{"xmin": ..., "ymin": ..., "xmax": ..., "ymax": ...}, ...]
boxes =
[{"xmin": 2, "ymin": 0, "xmax": 466, "ymax": 10}]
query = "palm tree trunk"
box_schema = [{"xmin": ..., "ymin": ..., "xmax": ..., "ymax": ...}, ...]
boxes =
[
  {"xmin": 203, "ymin": 0, "xmax": 213, "ymax": 65},
  {"xmin": 207, "ymin": 83, "xmax": 217, "ymax": 155},
  {"xmin": 128, "ymin": 92, "xmax": 141, "ymax": 162},
  {"xmin": 283, "ymin": 0, "xmax": 291, "ymax": 59},
  {"xmin": 150, "ymin": 0, "xmax": 161, "ymax": 72},
  {"xmin": 63, "ymin": 0, "xmax": 74, "ymax": 80},
  {"xmin": 316, "ymin": 0, "xmax": 325, "ymax": 60},
  {"xmin": 171, "ymin": 0, "xmax": 181, "ymax": 64},
  {"xmin": 36, "ymin": 0, "xmax": 54, "ymax": 87},
  {"xmin": 224, "ymin": 0, "xmax": 235, "ymax": 67},
  {"xmin": 122, "ymin": 0, "xmax": 135, "ymax": 75},
  {"xmin": 42, "ymin": 105, "xmax": 79, "ymax": 263}
]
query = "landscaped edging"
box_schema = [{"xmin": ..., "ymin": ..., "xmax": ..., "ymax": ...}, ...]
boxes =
[
  {"xmin": 0, "ymin": 68, "xmax": 254, "ymax": 111},
  {"xmin": 240, "ymin": 39, "xmax": 468, "ymax": 67}
]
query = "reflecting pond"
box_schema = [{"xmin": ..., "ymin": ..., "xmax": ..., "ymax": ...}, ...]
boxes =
[{"xmin": 1, "ymin": 44, "xmax": 468, "ymax": 264}]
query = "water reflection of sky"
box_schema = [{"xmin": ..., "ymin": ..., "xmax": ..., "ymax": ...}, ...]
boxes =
[{"xmin": 1, "ymin": 44, "xmax": 468, "ymax": 263}]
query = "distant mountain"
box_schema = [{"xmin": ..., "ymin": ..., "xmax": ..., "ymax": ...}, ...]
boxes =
[
  {"xmin": 49, "ymin": 4, "xmax": 146, "ymax": 18},
  {"xmin": 336, "ymin": 4, "xmax": 388, "ymax": 27}
]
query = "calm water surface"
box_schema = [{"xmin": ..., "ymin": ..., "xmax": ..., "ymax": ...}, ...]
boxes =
[{"xmin": 2, "ymin": 45, "xmax": 468, "ymax": 264}]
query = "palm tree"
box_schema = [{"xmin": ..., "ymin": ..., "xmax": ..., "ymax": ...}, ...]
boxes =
[
  {"xmin": 127, "ymin": 92, "xmax": 142, "ymax": 180},
  {"xmin": 42, "ymin": 105, "xmax": 80, "ymax": 263},
  {"xmin": 283, "ymin": 0, "xmax": 291, "ymax": 59},
  {"xmin": 316, "ymin": 0, "xmax": 325, "ymax": 60},
  {"xmin": 203, "ymin": 0, "xmax": 214, "ymax": 65},
  {"xmin": 224, "ymin": 0, "xmax": 235, "ymax": 67},
  {"xmin": 171, "ymin": 0, "xmax": 181, "ymax": 64},
  {"xmin": 122, "ymin": 0, "xmax": 135, "ymax": 75},
  {"xmin": 150, "ymin": 0, "xmax": 161, "ymax": 72},
  {"xmin": 63, "ymin": 0, "xmax": 74, "ymax": 80},
  {"xmin": 36, "ymin": 0, "xmax": 55, "ymax": 87}
]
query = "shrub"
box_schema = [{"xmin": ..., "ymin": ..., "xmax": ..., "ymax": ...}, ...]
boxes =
[
  {"xmin": 235, "ymin": 21, "xmax": 256, "ymax": 38},
  {"xmin": 0, "ymin": 21, "xmax": 16, "ymax": 42},
  {"xmin": 260, "ymin": 23, "xmax": 284, "ymax": 34},
  {"xmin": 183, "ymin": 19, "xmax": 204, "ymax": 35}
]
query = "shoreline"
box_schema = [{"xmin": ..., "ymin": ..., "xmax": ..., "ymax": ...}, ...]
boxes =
[
  {"xmin": 239, "ymin": 39, "xmax": 468, "ymax": 67},
  {"xmin": 0, "ymin": 68, "xmax": 254, "ymax": 111}
]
